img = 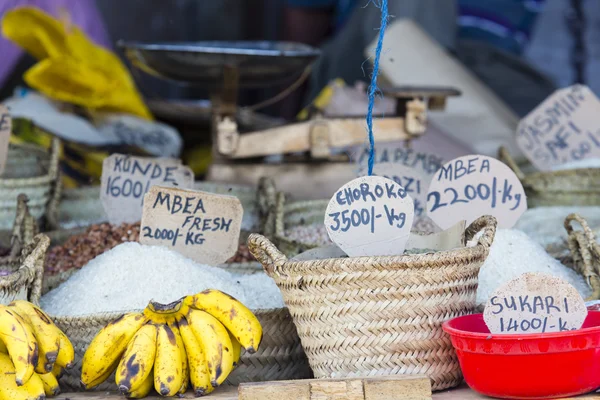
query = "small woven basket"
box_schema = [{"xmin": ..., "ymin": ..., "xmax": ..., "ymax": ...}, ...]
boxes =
[
  {"xmin": 248, "ymin": 215, "xmax": 497, "ymax": 391},
  {"xmin": 499, "ymin": 147, "xmax": 600, "ymax": 207},
  {"xmin": 0, "ymin": 195, "xmax": 50, "ymax": 305},
  {"xmin": 0, "ymin": 138, "xmax": 61, "ymax": 231}
]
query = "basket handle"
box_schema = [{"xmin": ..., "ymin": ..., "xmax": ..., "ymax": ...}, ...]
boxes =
[
  {"xmin": 273, "ymin": 192, "xmax": 286, "ymax": 237},
  {"xmin": 247, "ymin": 233, "xmax": 288, "ymax": 277},
  {"xmin": 498, "ymin": 146, "xmax": 525, "ymax": 180},
  {"xmin": 44, "ymin": 138, "xmax": 62, "ymax": 230},
  {"xmin": 465, "ymin": 215, "xmax": 497, "ymax": 250}
]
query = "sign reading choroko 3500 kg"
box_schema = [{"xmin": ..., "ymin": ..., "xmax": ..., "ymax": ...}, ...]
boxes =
[{"xmin": 140, "ymin": 186, "xmax": 243, "ymax": 266}]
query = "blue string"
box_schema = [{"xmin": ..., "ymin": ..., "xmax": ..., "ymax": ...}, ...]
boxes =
[{"xmin": 366, "ymin": 0, "xmax": 388, "ymax": 176}]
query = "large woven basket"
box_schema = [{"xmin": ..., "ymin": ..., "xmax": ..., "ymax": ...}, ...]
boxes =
[
  {"xmin": 47, "ymin": 262, "xmax": 311, "ymax": 391},
  {"xmin": 248, "ymin": 215, "xmax": 497, "ymax": 391},
  {"xmin": 499, "ymin": 147, "xmax": 600, "ymax": 207},
  {"xmin": 0, "ymin": 138, "xmax": 61, "ymax": 231}
]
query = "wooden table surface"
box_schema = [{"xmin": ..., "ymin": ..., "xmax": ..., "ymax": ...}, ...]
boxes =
[{"xmin": 59, "ymin": 385, "xmax": 600, "ymax": 399}]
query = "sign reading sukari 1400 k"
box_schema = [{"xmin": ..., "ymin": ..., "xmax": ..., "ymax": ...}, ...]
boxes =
[
  {"xmin": 517, "ymin": 84, "xmax": 600, "ymax": 171},
  {"xmin": 325, "ymin": 176, "xmax": 414, "ymax": 257},
  {"xmin": 426, "ymin": 155, "xmax": 527, "ymax": 229}
]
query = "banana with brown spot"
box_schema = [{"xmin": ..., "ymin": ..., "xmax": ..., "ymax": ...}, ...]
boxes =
[
  {"xmin": 0, "ymin": 305, "xmax": 39, "ymax": 386},
  {"xmin": 185, "ymin": 290, "xmax": 263, "ymax": 353},
  {"xmin": 125, "ymin": 368, "xmax": 154, "ymax": 399},
  {"xmin": 186, "ymin": 308, "xmax": 234, "ymax": 387},
  {"xmin": 153, "ymin": 324, "xmax": 184, "ymax": 396},
  {"xmin": 10, "ymin": 301, "xmax": 61, "ymax": 374},
  {"xmin": 177, "ymin": 316, "xmax": 213, "ymax": 396},
  {"xmin": 81, "ymin": 312, "xmax": 146, "ymax": 389},
  {"xmin": 116, "ymin": 323, "xmax": 157, "ymax": 393},
  {"xmin": 39, "ymin": 372, "xmax": 61, "ymax": 396},
  {"xmin": 0, "ymin": 353, "xmax": 45, "ymax": 400}
]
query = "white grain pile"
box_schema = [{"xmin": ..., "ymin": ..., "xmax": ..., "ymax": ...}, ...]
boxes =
[
  {"xmin": 551, "ymin": 158, "xmax": 600, "ymax": 171},
  {"xmin": 41, "ymin": 242, "xmax": 284, "ymax": 316},
  {"xmin": 476, "ymin": 229, "xmax": 591, "ymax": 307}
]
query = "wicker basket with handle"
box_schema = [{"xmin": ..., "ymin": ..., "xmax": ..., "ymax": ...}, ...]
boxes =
[
  {"xmin": 248, "ymin": 215, "xmax": 497, "ymax": 391},
  {"xmin": 499, "ymin": 146, "xmax": 600, "ymax": 207}
]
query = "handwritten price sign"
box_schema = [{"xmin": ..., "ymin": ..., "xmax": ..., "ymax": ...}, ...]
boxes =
[
  {"xmin": 141, "ymin": 186, "xmax": 242, "ymax": 265},
  {"xmin": 426, "ymin": 155, "xmax": 527, "ymax": 229},
  {"xmin": 325, "ymin": 176, "xmax": 414, "ymax": 257},
  {"xmin": 0, "ymin": 105, "xmax": 11, "ymax": 175},
  {"xmin": 517, "ymin": 84, "xmax": 600, "ymax": 171},
  {"xmin": 101, "ymin": 154, "xmax": 194, "ymax": 224},
  {"xmin": 358, "ymin": 162, "xmax": 430, "ymax": 218},
  {"xmin": 484, "ymin": 273, "xmax": 587, "ymax": 334}
]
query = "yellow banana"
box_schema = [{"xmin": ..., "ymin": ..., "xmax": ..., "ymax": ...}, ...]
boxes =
[
  {"xmin": 39, "ymin": 372, "xmax": 61, "ymax": 396},
  {"xmin": 153, "ymin": 324, "xmax": 184, "ymax": 396},
  {"xmin": 10, "ymin": 301, "xmax": 61, "ymax": 373},
  {"xmin": 0, "ymin": 305, "xmax": 39, "ymax": 386},
  {"xmin": 51, "ymin": 364, "xmax": 63, "ymax": 379},
  {"xmin": 126, "ymin": 368, "xmax": 154, "ymax": 399},
  {"xmin": 186, "ymin": 308, "xmax": 234, "ymax": 387},
  {"xmin": 54, "ymin": 331, "xmax": 75, "ymax": 369},
  {"xmin": 143, "ymin": 300, "xmax": 189, "ymax": 325},
  {"xmin": 0, "ymin": 353, "xmax": 45, "ymax": 400},
  {"xmin": 81, "ymin": 312, "xmax": 146, "ymax": 389},
  {"xmin": 229, "ymin": 331, "xmax": 242, "ymax": 368},
  {"xmin": 178, "ymin": 331, "xmax": 189, "ymax": 396},
  {"xmin": 0, "ymin": 339, "xmax": 7, "ymax": 354},
  {"xmin": 177, "ymin": 316, "xmax": 213, "ymax": 396},
  {"xmin": 116, "ymin": 323, "xmax": 157, "ymax": 393},
  {"xmin": 185, "ymin": 290, "xmax": 263, "ymax": 352}
]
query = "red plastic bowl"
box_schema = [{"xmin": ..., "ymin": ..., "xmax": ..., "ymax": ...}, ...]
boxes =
[{"xmin": 443, "ymin": 311, "xmax": 600, "ymax": 399}]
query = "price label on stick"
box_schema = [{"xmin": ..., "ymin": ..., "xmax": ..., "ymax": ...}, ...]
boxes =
[
  {"xmin": 358, "ymin": 162, "xmax": 430, "ymax": 218},
  {"xmin": 484, "ymin": 273, "xmax": 587, "ymax": 334},
  {"xmin": 426, "ymin": 155, "xmax": 527, "ymax": 229},
  {"xmin": 140, "ymin": 186, "xmax": 243, "ymax": 265},
  {"xmin": 101, "ymin": 154, "xmax": 194, "ymax": 224},
  {"xmin": 325, "ymin": 176, "xmax": 414, "ymax": 257},
  {"xmin": 517, "ymin": 84, "xmax": 600, "ymax": 171},
  {"xmin": 0, "ymin": 105, "xmax": 11, "ymax": 175}
]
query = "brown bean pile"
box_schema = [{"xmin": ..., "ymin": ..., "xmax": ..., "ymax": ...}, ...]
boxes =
[
  {"xmin": 45, "ymin": 222, "xmax": 141, "ymax": 275},
  {"xmin": 45, "ymin": 222, "xmax": 255, "ymax": 275}
]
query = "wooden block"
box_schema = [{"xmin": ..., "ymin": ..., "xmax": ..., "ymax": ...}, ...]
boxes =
[{"xmin": 238, "ymin": 375, "xmax": 432, "ymax": 400}]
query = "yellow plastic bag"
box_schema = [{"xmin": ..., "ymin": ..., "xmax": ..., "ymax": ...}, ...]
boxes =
[{"xmin": 2, "ymin": 7, "xmax": 151, "ymax": 120}]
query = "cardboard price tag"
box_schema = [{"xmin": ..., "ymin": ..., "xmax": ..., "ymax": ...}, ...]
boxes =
[
  {"xmin": 426, "ymin": 155, "xmax": 527, "ymax": 229},
  {"xmin": 101, "ymin": 154, "xmax": 194, "ymax": 224},
  {"xmin": 325, "ymin": 176, "xmax": 415, "ymax": 257},
  {"xmin": 517, "ymin": 84, "xmax": 600, "ymax": 171},
  {"xmin": 353, "ymin": 144, "xmax": 446, "ymax": 176},
  {"xmin": 484, "ymin": 273, "xmax": 587, "ymax": 334},
  {"xmin": 358, "ymin": 162, "xmax": 430, "ymax": 218},
  {"xmin": 0, "ymin": 105, "xmax": 11, "ymax": 175},
  {"xmin": 140, "ymin": 186, "xmax": 243, "ymax": 265}
]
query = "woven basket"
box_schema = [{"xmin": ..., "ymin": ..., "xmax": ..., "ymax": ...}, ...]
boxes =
[
  {"xmin": 0, "ymin": 138, "xmax": 61, "ymax": 231},
  {"xmin": 46, "ymin": 261, "xmax": 311, "ymax": 391},
  {"xmin": 248, "ymin": 215, "xmax": 497, "ymax": 391},
  {"xmin": 0, "ymin": 195, "xmax": 50, "ymax": 305},
  {"xmin": 499, "ymin": 147, "xmax": 600, "ymax": 207}
]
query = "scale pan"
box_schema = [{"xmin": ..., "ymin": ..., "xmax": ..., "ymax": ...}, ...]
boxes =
[{"xmin": 119, "ymin": 40, "xmax": 321, "ymax": 88}]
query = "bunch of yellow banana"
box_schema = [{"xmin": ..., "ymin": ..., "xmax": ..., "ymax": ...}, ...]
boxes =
[
  {"xmin": 0, "ymin": 300, "xmax": 75, "ymax": 400},
  {"xmin": 82, "ymin": 289, "xmax": 263, "ymax": 398}
]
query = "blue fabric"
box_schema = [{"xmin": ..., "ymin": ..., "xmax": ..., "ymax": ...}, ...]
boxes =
[{"xmin": 458, "ymin": 0, "xmax": 546, "ymax": 54}]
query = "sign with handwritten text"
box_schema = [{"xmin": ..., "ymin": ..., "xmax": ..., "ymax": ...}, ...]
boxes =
[
  {"xmin": 0, "ymin": 105, "xmax": 11, "ymax": 175},
  {"xmin": 358, "ymin": 162, "xmax": 430, "ymax": 218},
  {"xmin": 484, "ymin": 273, "xmax": 587, "ymax": 334},
  {"xmin": 517, "ymin": 84, "xmax": 600, "ymax": 171},
  {"xmin": 354, "ymin": 145, "xmax": 445, "ymax": 176},
  {"xmin": 140, "ymin": 186, "xmax": 243, "ymax": 265},
  {"xmin": 325, "ymin": 176, "xmax": 414, "ymax": 257},
  {"xmin": 426, "ymin": 155, "xmax": 527, "ymax": 229},
  {"xmin": 101, "ymin": 154, "xmax": 194, "ymax": 224}
]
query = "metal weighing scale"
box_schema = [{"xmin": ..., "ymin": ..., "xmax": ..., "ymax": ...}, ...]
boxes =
[{"xmin": 120, "ymin": 41, "xmax": 461, "ymax": 199}]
